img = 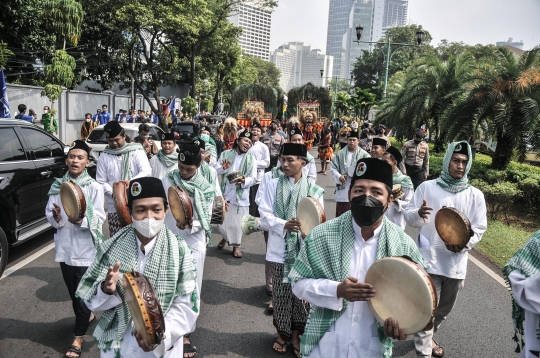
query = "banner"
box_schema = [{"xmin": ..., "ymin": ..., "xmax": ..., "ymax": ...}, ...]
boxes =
[{"xmin": 0, "ymin": 70, "xmax": 10, "ymax": 118}]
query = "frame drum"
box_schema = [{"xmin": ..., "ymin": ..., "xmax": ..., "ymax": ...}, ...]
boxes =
[
  {"xmin": 168, "ymin": 186, "xmax": 194, "ymax": 227},
  {"xmin": 226, "ymin": 171, "xmax": 244, "ymax": 184},
  {"xmin": 392, "ymin": 184, "xmax": 405, "ymax": 200},
  {"xmin": 297, "ymin": 197, "xmax": 326, "ymax": 237},
  {"xmin": 60, "ymin": 181, "xmax": 86, "ymax": 220},
  {"xmin": 211, "ymin": 196, "xmax": 226, "ymax": 225},
  {"xmin": 122, "ymin": 271, "xmax": 165, "ymax": 347},
  {"xmin": 435, "ymin": 206, "xmax": 473, "ymax": 250},
  {"xmin": 365, "ymin": 256, "xmax": 437, "ymax": 334},
  {"xmin": 113, "ymin": 181, "xmax": 132, "ymax": 227}
]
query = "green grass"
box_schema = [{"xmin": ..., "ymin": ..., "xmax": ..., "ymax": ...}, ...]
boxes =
[{"xmin": 475, "ymin": 220, "xmax": 536, "ymax": 267}]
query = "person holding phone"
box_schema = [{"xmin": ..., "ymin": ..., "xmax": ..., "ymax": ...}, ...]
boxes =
[{"xmin": 132, "ymin": 123, "xmax": 159, "ymax": 160}]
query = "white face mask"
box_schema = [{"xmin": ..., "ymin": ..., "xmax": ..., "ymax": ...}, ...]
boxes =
[
  {"xmin": 131, "ymin": 217, "xmax": 164, "ymax": 239},
  {"xmin": 86, "ymin": 118, "xmax": 91, "ymax": 122},
  {"xmin": 44, "ymin": 109, "xmax": 49, "ymax": 114}
]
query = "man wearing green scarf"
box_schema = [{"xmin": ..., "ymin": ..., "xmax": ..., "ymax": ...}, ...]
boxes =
[
  {"xmin": 96, "ymin": 121, "xmax": 152, "ymax": 236},
  {"xmin": 382, "ymin": 146, "xmax": 414, "ymax": 229},
  {"xmin": 150, "ymin": 132, "xmax": 178, "ymax": 180},
  {"xmin": 276, "ymin": 129, "xmax": 317, "ymax": 182},
  {"xmin": 290, "ymin": 158, "xmax": 423, "ymax": 358},
  {"xmin": 193, "ymin": 137, "xmax": 222, "ymax": 196},
  {"xmin": 404, "ymin": 141, "xmax": 487, "ymax": 358}
]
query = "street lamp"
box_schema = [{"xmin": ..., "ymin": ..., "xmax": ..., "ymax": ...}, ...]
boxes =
[
  {"xmin": 355, "ymin": 26, "xmax": 424, "ymax": 98},
  {"xmin": 320, "ymin": 70, "xmax": 339, "ymax": 119}
]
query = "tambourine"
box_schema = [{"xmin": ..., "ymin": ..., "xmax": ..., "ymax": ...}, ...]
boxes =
[{"xmin": 60, "ymin": 181, "xmax": 86, "ymax": 220}]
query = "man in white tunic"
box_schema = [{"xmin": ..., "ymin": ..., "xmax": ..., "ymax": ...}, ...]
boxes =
[
  {"xmin": 404, "ymin": 141, "xmax": 487, "ymax": 358},
  {"xmin": 370, "ymin": 137, "xmax": 388, "ymax": 159},
  {"xmin": 76, "ymin": 177, "xmax": 198, "ymax": 358},
  {"xmin": 290, "ymin": 158, "xmax": 424, "ymax": 358},
  {"xmin": 247, "ymin": 123, "xmax": 270, "ymax": 217},
  {"xmin": 381, "ymin": 146, "xmax": 414, "ymax": 230},
  {"xmin": 503, "ymin": 232, "xmax": 540, "ymax": 358},
  {"xmin": 46, "ymin": 140, "xmax": 106, "ymax": 358},
  {"xmin": 330, "ymin": 130, "xmax": 370, "ymax": 217},
  {"xmin": 216, "ymin": 131, "xmax": 257, "ymax": 258},
  {"xmin": 96, "ymin": 121, "xmax": 151, "ymax": 236},
  {"xmin": 276, "ymin": 129, "xmax": 317, "ymax": 182},
  {"xmin": 149, "ymin": 132, "xmax": 177, "ymax": 180}
]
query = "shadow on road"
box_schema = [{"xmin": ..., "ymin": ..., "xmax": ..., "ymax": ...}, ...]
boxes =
[
  {"xmin": 206, "ymin": 245, "xmax": 267, "ymax": 266},
  {"xmin": 201, "ymin": 279, "xmax": 269, "ymax": 310},
  {"xmin": 193, "ymin": 326, "xmax": 279, "ymax": 357},
  {"xmin": 9, "ymin": 266, "xmax": 70, "ymax": 303}
]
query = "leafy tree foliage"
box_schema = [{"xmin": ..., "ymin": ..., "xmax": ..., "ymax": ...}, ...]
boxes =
[{"xmin": 286, "ymin": 83, "xmax": 332, "ymax": 118}]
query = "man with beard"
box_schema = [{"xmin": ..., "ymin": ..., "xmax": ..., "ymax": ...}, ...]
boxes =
[
  {"xmin": 248, "ymin": 123, "xmax": 270, "ymax": 217},
  {"xmin": 290, "ymin": 158, "xmax": 423, "ymax": 358},
  {"xmin": 402, "ymin": 128, "xmax": 430, "ymax": 189},
  {"xmin": 262, "ymin": 120, "xmax": 286, "ymax": 171},
  {"xmin": 150, "ymin": 132, "xmax": 177, "ymax": 180},
  {"xmin": 216, "ymin": 131, "xmax": 257, "ymax": 258},
  {"xmin": 381, "ymin": 146, "xmax": 413, "ymax": 229},
  {"xmin": 370, "ymin": 137, "xmax": 388, "ymax": 159}
]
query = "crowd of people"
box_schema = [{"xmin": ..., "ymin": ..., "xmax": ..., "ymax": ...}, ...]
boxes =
[{"xmin": 43, "ymin": 114, "xmax": 539, "ymax": 358}]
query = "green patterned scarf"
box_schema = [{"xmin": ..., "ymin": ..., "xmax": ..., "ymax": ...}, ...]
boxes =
[
  {"xmin": 271, "ymin": 166, "xmax": 282, "ymax": 179},
  {"xmin": 220, "ymin": 149, "xmax": 255, "ymax": 203},
  {"xmin": 199, "ymin": 161, "xmax": 216, "ymax": 187},
  {"xmin": 103, "ymin": 142, "xmax": 145, "ymax": 180},
  {"xmin": 205, "ymin": 142, "xmax": 217, "ymax": 159},
  {"xmin": 289, "ymin": 212, "xmax": 424, "ymax": 357},
  {"xmin": 48, "ymin": 170, "xmax": 103, "ymax": 246},
  {"xmin": 275, "ymin": 175, "xmax": 325, "ymax": 283},
  {"xmin": 502, "ymin": 230, "xmax": 540, "ymax": 353},
  {"xmin": 156, "ymin": 149, "xmax": 178, "ymax": 168},
  {"xmin": 76, "ymin": 225, "xmax": 197, "ymax": 353},
  {"xmin": 436, "ymin": 141, "xmax": 472, "ymax": 193},
  {"xmin": 393, "ymin": 168, "xmax": 414, "ymax": 189},
  {"xmin": 331, "ymin": 146, "xmax": 370, "ymax": 191},
  {"xmin": 166, "ymin": 169, "xmax": 215, "ymax": 234}
]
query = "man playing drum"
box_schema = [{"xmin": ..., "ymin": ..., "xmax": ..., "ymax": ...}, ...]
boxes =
[
  {"xmin": 46, "ymin": 140, "xmax": 106, "ymax": 358},
  {"xmin": 290, "ymin": 158, "xmax": 424, "ymax": 358},
  {"xmin": 330, "ymin": 130, "xmax": 370, "ymax": 217},
  {"xmin": 382, "ymin": 146, "xmax": 414, "ymax": 229},
  {"xmin": 404, "ymin": 141, "xmax": 487, "ymax": 358},
  {"xmin": 96, "ymin": 121, "xmax": 152, "ymax": 236},
  {"xmin": 258, "ymin": 143, "xmax": 325, "ymax": 356},
  {"xmin": 276, "ymin": 128, "xmax": 317, "ymax": 183},
  {"xmin": 150, "ymin": 132, "xmax": 177, "ymax": 180},
  {"xmin": 76, "ymin": 177, "xmax": 198, "ymax": 358}
]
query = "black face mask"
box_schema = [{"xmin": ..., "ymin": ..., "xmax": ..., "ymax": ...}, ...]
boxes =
[
  {"xmin": 350, "ymin": 194, "xmax": 387, "ymax": 227},
  {"xmin": 414, "ymin": 139, "xmax": 422, "ymax": 144}
]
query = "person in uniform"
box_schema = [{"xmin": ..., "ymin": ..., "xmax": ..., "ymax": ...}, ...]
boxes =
[
  {"xmin": 96, "ymin": 121, "xmax": 152, "ymax": 236},
  {"xmin": 259, "ymin": 143, "xmax": 325, "ymax": 356},
  {"xmin": 381, "ymin": 146, "xmax": 413, "ymax": 229},
  {"xmin": 404, "ymin": 141, "xmax": 487, "ymax": 358},
  {"xmin": 276, "ymin": 128, "xmax": 317, "ymax": 182},
  {"xmin": 46, "ymin": 140, "xmax": 105, "ymax": 358},
  {"xmin": 247, "ymin": 123, "xmax": 270, "ymax": 217},
  {"xmin": 290, "ymin": 158, "xmax": 424, "ymax": 358},
  {"xmin": 370, "ymin": 137, "xmax": 388, "ymax": 159},
  {"xmin": 132, "ymin": 123, "xmax": 159, "ymax": 160},
  {"xmin": 402, "ymin": 128, "xmax": 430, "ymax": 189},
  {"xmin": 262, "ymin": 120, "xmax": 286, "ymax": 171},
  {"xmin": 330, "ymin": 130, "xmax": 370, "ymax": 217},
  {"xmin": 42, "ymin": 105, "xmax": 58, "ymax": 135},
  {"xmin": 149, "ymin": 132, "xmax": 177, "ymax": 180},
  {"xmin": 76, "ymin": 177, "xmax": 198, "ymax": 358}
]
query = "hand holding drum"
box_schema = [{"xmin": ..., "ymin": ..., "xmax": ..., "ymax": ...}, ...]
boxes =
[
  {"xmin": 435, "ymin": 206, "xmax": 473, "ymax": 252},
  {"xmin": 60, "ymin": 180, "xmax": 86, "ymax": 225}
]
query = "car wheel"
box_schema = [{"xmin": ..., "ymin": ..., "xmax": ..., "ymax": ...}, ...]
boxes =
[{"xmin": 0, "ymin": 227, "xmax": 8, "ymax": 277}]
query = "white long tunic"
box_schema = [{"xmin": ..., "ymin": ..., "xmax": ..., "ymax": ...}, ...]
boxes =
[
  {"xmin": 277, "ymin": 159, "xmax": 317, "ymax": 183},
  {"xmin": 149, "ymin": 156, "xmax": 177, "ymax": 180},
  {"xmin": 216, "ymin": 152, "xmax": 257, "ymax": 207},
  {"xmin": 330, "ymin": 151, "xmax": 355, "ymax": 202},
  {"xmin": 96, "ymin": 150, "xmax": 152, "ymax": 213},
  {"xmin": 403, "ymin": 180, "xmax": 488, "ymax": 279},
  {"xmin": 255, "ymin": 170, "xmax": 275, "ymax": 206},
  {"xmin": 509, "ymin": 271, "xmax": 540, "ymax": 358},
  {"xmin": 384, "ymin": 186, "xmax": 413, "ymax": 230},
  {"xmin": 248, "ymin": 140, "xmax": 270, "ymax": 184},
  {"xmin": 258, "ymin": 176, "xmax": 324, "ymax": 264},
  {"xmin": 85, "ymin": 237, "xmax": 198, "ymax": 358},
  {"xmin": 292, "ymin": 220, "xmax": 383, "ymax": 358},
  {"xmin": 45, "ymin": 181, "xmax": 106, "ymax": 266}
]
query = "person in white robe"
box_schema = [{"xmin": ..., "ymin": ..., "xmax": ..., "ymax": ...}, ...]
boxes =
[
  {"xmin": 46, "ymin": 140, "xmax": 106, "ymax": 358},
  {"xmin": 149, "ymin": 133, "xmax": 177, "ymax": 180},
  {"xmin": 216, "ymin": 131, "xmax": 257, "ymax": 258},
  {"xmin": 96, "ymin": 121, "xmax": 151, "ymax": 236},
  {"xmin": 199, "ymin": 125, "xmax": 218, "ymax": 167},
  {"xmin": 76, "ymin": 177, "xmax": 198, "ymax": 358},
  {"xmin": 381, "ymin": 146, "xmax": 414, "ymax": 230},
  {"xmin": 290, "ymin": 158, "xmax": 424, "ymax": 358},
  {"xmin": 247, "ymin": 123, "xmax": 270, "ymax": 216},
  {"xmin": 404, "ymin": 141, "xmax": 487, "ymax": 358},
  {"xmin": 276, "ymin": 128, "xmax": 317, "ymax": 182}
]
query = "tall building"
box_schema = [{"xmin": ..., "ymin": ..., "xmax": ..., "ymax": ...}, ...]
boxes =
[
  {"xmin": 326, "ymin": 0, "xmax": 355, "ymax": 80},
  {"xmin": 228, "ymin": 3, "xmax": 272, "ymax": 60},
  {"xmin": 269, "ymin": 42, "xmax": 334, "ymax": 92},
  {"xmin": 496, "ymin": 38, "xmax": 524, "ymax": 50},
  {"xmin": 383, "ymin": 0, "xmax": 408, "ymax": 31}
]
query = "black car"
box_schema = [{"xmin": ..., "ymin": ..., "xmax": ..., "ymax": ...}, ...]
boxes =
[
  {"xmin": 172, "ymin": 120, "xmax": 199, "ymax": 145},
  {"xmin": 0, "ymin": 119, "xmax": 96, "ymax": 276}
]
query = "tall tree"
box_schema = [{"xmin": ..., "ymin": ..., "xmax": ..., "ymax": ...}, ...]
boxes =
[
  {"xmin": 42, "ymin": 0, "xmax": 84, "ymax": 50},
  {"xmin": 348, "ymin": 88, "xmax": 376, "ymax": 121}
]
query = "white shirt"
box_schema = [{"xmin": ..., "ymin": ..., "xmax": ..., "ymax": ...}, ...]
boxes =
[
  {"xmin": 330, "ymin": 151, "xmax": 355, "ymax": 202},
  {"xmin": 277, "ymin": 159, "xmax": 317, "ymax": 183},
  {"xmin": 46, "ymin": 181, "xmax": 106, "ymax": 266},
  {"xmin": 292, "ymin": 220, "xmax": 383, "ymax": 358},
  {"xmin": 385, "ymin": 186, "xmax": 413, "ymax": 230},
  {"xmin": 216, "ymin": 151, "xmax": 257, "ymax": 207},
  {"xmin": 403, "ymin": 180, "xmax": 488, "ymax": 279},
  {"xmin": 508, "ymin": 271, "xmax": 540, "ymax": 358},
  {"xmin": 198, "ymin": 164, "xmax": 222, "ymax": 197},
  {"xmin": 259, "ymin": 176, "xmax": 324, "ymax": 264},
  {"xmin": 84, "ymin": 236, "xmax": 198, "ymax": 358},
  {"xmin": 96, "ymin": 149, "xmax": 152, "ymax": 213},
  {"xmin": 255, "ymin": 170, "xmax": 276, "ymax": 206},
  {"xmin": 149, "ymin": 155, "xmax": 177, "ymax": 180},
  {"xmin": 248, "ymin": 140, "xmax": 270, "ymax": 184}
]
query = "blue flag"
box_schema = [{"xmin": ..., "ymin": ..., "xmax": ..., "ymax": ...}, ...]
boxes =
[{"xmin": 0, "ymin": 70, "xmax": 10, "ymax": 118}]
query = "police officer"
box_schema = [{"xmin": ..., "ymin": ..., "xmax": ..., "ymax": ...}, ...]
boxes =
[{"xmin": 402, "ymin": 128, "xmax": 429, "ymax": 189}]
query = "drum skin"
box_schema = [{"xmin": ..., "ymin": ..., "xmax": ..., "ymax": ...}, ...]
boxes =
[
  {"xmin": 226, "ymin": 171, "xmax": 244, "ymax": 184},
  {"xmin": 113, "ymin": 181, "xmax": 132, "ymax": 227},
  {"xmin": 365, "ymin": 256, "xmax": 437, "ymax": 334},
  {"xmin": 297, "ymin": 197, "xmax": 326, "ymax": 237},
  {"xmin": 60, "ymin": 181, "xmax": 86, "ymax": 219},
  {"xmin": 168, "ymin": 186, "xmax": 194, "ymax": 227},
  {"xmin": 392, "ymin": 184, "xmax": 404, "ymax": 200},
  {"xmin": 435, "ymin": 206, "xmax": 473, "ymax": 250},
  {"xmin": 211, "ymin": 196, "xmax": 226, "ymax": 225},
  {"xmin": 122, "ymin": 271, "xmax": 165, "ymax": 347}
]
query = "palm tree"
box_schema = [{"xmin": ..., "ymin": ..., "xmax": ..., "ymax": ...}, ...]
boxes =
[
  {"xmin": 348, "ymin": 88, "xmax": 376, "ymax": 121},
  {"xmin": 334, "ymin": 91, "xmax": 351, "ymax": 118}
]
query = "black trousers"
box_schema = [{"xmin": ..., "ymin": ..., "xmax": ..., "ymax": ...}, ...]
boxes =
[
  {"xmin": 60, "ymin": 262, "xmax": 92, "ymax": 336},
  {"xmin": 249, "ymin": 184, "xmax": 260, "ymax": 217},
  {"xmin": 405, "ymin": 164, "xmax": 425, "ymax": 190}
]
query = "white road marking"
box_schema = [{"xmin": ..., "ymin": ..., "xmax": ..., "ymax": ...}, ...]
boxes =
[
  {"xmin": 0, "ymin": 242, "xmax": 55, "ymax": 281},
  {"xmin": 469, "ymin": 253, "xmax": 508, "ymax": 288}
]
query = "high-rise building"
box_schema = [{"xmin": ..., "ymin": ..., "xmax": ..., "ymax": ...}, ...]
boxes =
[
  {"xmin": 383, "ymin": 0, "xmax": 408, "ymax": 31},
  {"xmin": 496, "ymin": 38, "xmax": 524, "ymax": 50},
  {"xmin": 228, "ymin": 3, "xmax": 272, "ymax": 60},
  {"xmin": 269, "ymin": 42, "xmax": 334, "ymax": 92},
  {"xmin": 326, "ymin": 0, "xmax": 355, "ymax": 79}
]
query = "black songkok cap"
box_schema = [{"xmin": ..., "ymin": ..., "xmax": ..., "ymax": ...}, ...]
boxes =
[
  {"xmin": 280, "ymin": 143, "xmax": 307, "ymax": 158},
  {"xmin": 238, "ymin": 130, "xmax": 253, "ymax": 140},
  {"xmin": 251, "ymin": 122, "xmax": 262, "ymax": 130},
  {"xmin": 127, "ymin": 177, "xmax": 168, "ymax": 207},
  {"xmin": 350, "ymin": 158, "xmax": 393, "ymax": 189},
  {"xmin": 290, "ymin": 128, "xmax": 303, "ymax": 138},
  {"xmin": 372, "ymin": 137, "xmax": 387, "ymax": 147},
  {"xmin": 192, "ymin": 137, "xmax": 206, "ymax": 150},
  {"xmin": 160, "ymin": 132, "xmax": 175, "ymax": 142},
  {"xmin": 68, "ymin": 140, "xmax": 91, "ymax": 155},
  {"xmin": 385, "ymin": 146, "xmax": 402, "ymax": 164},
  {"xmin": 104, "ymin": 121, "xmax": 123, "ymax": 138},
  {"xmin": 179, "ymin": 142, "xmax": 202, "ymax": 166},
  {"xmin": 453, "ymin": 141, "xmax": 469, "ymax": 156},
  {"xmin": 348, "ymin": 130, "xmax": 359, "ymax": 138},
  {"xmin": 414, "ymin": 128, "xmax": 425, "ymax": 138}
]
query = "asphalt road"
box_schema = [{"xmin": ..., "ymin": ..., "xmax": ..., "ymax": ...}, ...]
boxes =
[{"xmin": 0, "ymin": 150, "xmax": 521, "ymax": 357}]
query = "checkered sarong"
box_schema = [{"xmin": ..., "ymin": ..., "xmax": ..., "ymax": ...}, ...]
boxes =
[{"xmin": 107, "ymin": 213, "xmax": 122, "ymax": 237}]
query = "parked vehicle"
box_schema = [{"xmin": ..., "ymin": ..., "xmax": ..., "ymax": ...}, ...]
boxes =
[{"xmin": 172, "ymin": 121, "xmax": 199, "ymax": 145}]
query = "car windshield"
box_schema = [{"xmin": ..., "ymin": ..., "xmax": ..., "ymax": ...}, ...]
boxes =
[
  {"xmin": 176, "ymin": 123, "xmax": 194, "ymax": 133},
  {"xmin": 87, "ymin": 127, "xmax": 162, "ymax": 143}
]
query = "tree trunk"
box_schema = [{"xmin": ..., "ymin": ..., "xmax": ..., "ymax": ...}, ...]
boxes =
[{"xmin": 491, "ymin": 133, "xmax": 514, "ymax": 170}]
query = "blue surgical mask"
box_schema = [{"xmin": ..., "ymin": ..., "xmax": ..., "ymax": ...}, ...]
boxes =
[{"xmin": 200, "ymin": 133, "xmax": 210, "ymax": 142}]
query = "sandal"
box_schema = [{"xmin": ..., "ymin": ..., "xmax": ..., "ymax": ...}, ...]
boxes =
[
  {"xmin": 64, "ymin": 345, "xmax": 82, "ymax": 358},
  {"xmin": 183, "ymin": 342, "xmax": 197, "ymax": 357},
  {"xmin": 233, "ymin": 250, "xmax": 243, "ymax": 258},
  {"xmin": 432, "ymin": 339, "xmax": 444, "ymax": 358},
  {"xmin": 217, "ymin": 239, "xmax": 226, "ymax": 249},
  {"xmin": 272, "ymin": 338, "xmax": 287, "ymax": 354}
]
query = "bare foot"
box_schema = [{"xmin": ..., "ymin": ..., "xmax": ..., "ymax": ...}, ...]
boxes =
[{"xmin": 233, "ymin": 247, "xmax": 243, "ymax": 258}]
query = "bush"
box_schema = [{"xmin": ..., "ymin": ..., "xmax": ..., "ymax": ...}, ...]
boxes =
[{"xmin": 471, "ymin": 179, "xmax": 521, "ymax": 224}]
